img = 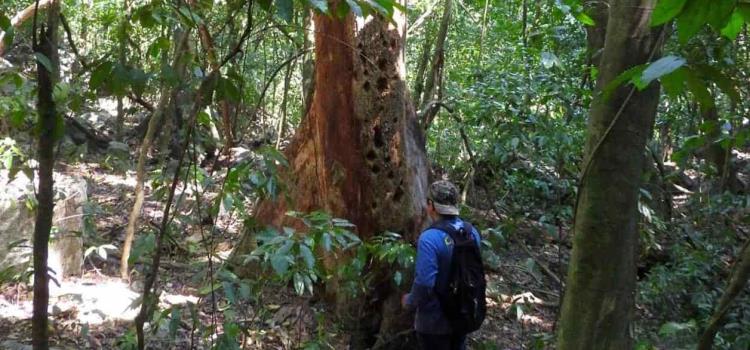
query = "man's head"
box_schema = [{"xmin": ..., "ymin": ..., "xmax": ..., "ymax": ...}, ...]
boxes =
[{"xmin": 427, "ymin": 180, "xmax": 460, "ymax": 219}]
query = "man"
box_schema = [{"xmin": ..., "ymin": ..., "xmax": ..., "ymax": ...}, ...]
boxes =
[{"xmin": 402, "ymin": 180, "xmax": 482, "ymax": 350}]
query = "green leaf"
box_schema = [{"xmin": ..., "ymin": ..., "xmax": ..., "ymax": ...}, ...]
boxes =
[
  {"xmin": 258, "ymin": 0, "xmax": 273, "ymax": 11},
  {"xmin": 270, "ymin": 254, "xmax": 290, "ymax": 276},
  {"xmin": 651, "ymin": 0, "xmax": 688, "ymax": 26},
  {"xmin": 169, "ymin": 308, "xmax": 181, "ymax": 338},
  {"xmin": 660, "ymin": 67, "xmax": 687, "ymax": 98},
  {"xmin": 223, "ymin": 281, "xmax": 236, "ymax": 303},
  {"xmin": 10, "ymin": 110, "xmax": 25, "ymax": 128},
  {"xmin": 573, "ymin": 11, "xmax": 595, "ymax": 26},
  {"xmin": 739, "ymin": 4, "xmax": 750, "ymax": 22},
  {"xmin": 34, "ymin": 53, "xmax": 54, "ymax": 73},
  {"xmin": 640, "ymin": 55, "xmax": 686, "ymax": 86},
  {"xmin": 2, "ymin": 27, "xmax": 13, "ymax": 47},
  {"xmin": 0, "ymin": 14, "xmax": 10, "ymax": 29},
  {"xmin": 52, "ymin": 114, "xmax": 65, "ymax": 142},
  {"xmin": 682, "ymin": 135, "xmax": 706, "ymax": 150},
  {"xmin": 276, "ymin": 0, "xmax": 293, "ymax": 22},
  {"xmin": 676, "ymin": 0, "xmax": 708, "ymax": 43},
  {"xmin": 696, "ymin": 65, "xmax": 741, "ymax": 102},
  {"xmin": 300, "ymin": 244, "xmax": 315, "ymax": 269},
  {"xmin": 683, "ymin": 68, "xmax": 714, "ymax": 111},
  {"xmin": 335, "ymin": 1, "xmax": 351, "ymax": 18},
  {"xmin": 705, "ymin": 0, "xmax": 735, "ymax": 30},
  {"xmin": 601, "ymin": 64, "xmax": 646, "ymax": 100},
  {"xmin": 90, "ymin": 62, "xmax": 113, "ymax": 90},
  {"xmin": 393, "ymin": 271, "xmax": 402, "ymax": 286},
  {"xmin": 720, "ymin": 9, "xmax": 745, "ymax": 40},
  {"xmin": 307, "ymin": 0, "xmax": 328, "ymax": 12}
]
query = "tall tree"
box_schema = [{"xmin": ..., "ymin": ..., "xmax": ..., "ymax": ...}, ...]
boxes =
[
  {"xmin": 31, "ymin": 1, "xmax": 61, "ymax": 348},
  {"xmin": 557, "ymin": 1, "xmax": 664, "ymax": 348},
  {"xmin": 232, "ymin": 2, "xmax": 428, "ymax": 347}
]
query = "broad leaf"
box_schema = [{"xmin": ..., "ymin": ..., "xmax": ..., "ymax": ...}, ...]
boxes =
[
  {"xmin": 34, "ymin": 53, "xmax": 54, "ymax": 73},
  {"xmin": 720, "ymin": 9, "xmax": 745, "ymax": 40},
  {"xmin": 660, "ymin": 67, "xmax": 687, "ymax": 98},
  {"xmin": 684, "ymin": 68, "xmax": 714, "ymax": 111},
  {"xmin": 299, "ymin": 244, "xmax": 315, "ymax": 269},
  {"xmin": 676, "ymin": 0, "xmax": 708, "ymax": 43},
  {"xmin": 90, "ymin": 62, "xmax": 114, "ymax": 90},
  {"xmin": 0, "ymin": 14, "xmax": 10, "ymax": 29},
  {"xmin": 574, "ymin": 12, "xmax": 595, "ymax": 26},
  {"xmin": 651, "ymin": 0, "xmax": 688, "ymax": 26},
  {"xmin": 705, "ymin": 0, "xmax": 735, "ymax": 30},
  {"xmin": 640, "ymin": 55, "xmax": 686, "ymax": 86},
  {"xmin": 270, "ymin": 254, "xmax": 290, "ymax": 276}
]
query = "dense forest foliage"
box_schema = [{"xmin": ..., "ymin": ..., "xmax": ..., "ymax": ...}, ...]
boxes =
[{"xmin": 1, "ymin": 0, "xmax": 750, "ymax": 349}]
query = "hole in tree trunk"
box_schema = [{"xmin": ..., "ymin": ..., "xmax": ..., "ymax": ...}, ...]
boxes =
[
  {"xmin": 373, "ymin": 126, "xmax": 384, "ymax": 148},
  {"xmin": 376, "ymin": 77, "xmax": 388, "ymax": 92}
]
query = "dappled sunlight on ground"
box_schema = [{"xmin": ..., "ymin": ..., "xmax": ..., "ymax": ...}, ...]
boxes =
[{"xmin": 0, "ymin": 277, "xmax": 200, "ymax": 327}]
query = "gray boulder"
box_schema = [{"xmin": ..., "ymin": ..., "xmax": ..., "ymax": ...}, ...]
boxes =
[{"xmin": 0, "ymin": 171, "xmax": 86, "ymax": 280}]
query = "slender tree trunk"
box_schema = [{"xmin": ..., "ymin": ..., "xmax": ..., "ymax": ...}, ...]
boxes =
[
  {"xmin": 120, "ymin": 29, "xmax": 190, "ymax": 280},
  {"xmin": 412, "ymin": 24, "xmax": 433, "ymax": 103},
  {"xmin": 698, "ymin": 239, "xmax": 750, "ymax": 350},
  {"xmin": 197, "ymin": 20, "xmax": 235, "ymax": 149},
  {"xmin": 584, "ymin": 0, "xmax": 609, "ymax": 68},
  {"xmin": 115, "ymin": 6, "xmax": 128, "ymax": 140},
  {"xmin": 32, "ymin": 2, "xmax": 60, "ymax": 349},
  {"xmin": 558, "ymin": 1, "xmax": 664, "ymax": 349},
  {"xmin": 276, "ymin": 60, "xmax": 293, "ymax": 149},
  {"xmin": 301, "ymin": 9, "xmax": 315, "ymax": 116},
  {"xmin": 419, "ymin": 0, "xmax": 452, "ymax": 128}
]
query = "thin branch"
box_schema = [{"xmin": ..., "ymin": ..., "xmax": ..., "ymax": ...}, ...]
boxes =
[{"xmin": 60, "ymin": 14, "xmax": 88, "ymax": 68}]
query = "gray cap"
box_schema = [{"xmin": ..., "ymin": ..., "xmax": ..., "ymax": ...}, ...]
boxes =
[{"xmin": 428, "ymin": 180, "xmax": 460, "ymax": 216}]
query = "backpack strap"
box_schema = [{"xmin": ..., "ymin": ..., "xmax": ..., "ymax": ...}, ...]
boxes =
[{"xmin": 429, "ymin": 219, "xmax": 474, "ymax": 244}]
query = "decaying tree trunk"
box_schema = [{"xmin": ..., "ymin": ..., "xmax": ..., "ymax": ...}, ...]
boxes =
[
  {"xmin": 557, "ymin": 1, "xmax": 664, "ymax": 349},
  {"xmin": 32, "ymin": 2, "xmax": 61, "ymax": 349},
  {"xmin": 698, "ymin": 239, "xmax": 750, "ymax": 350},
  {"xmin": 232, "ymin": 4, "xmax": 428, "ymax": 348}
]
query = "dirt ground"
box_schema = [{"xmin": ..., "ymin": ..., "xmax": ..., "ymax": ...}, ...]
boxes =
[{"xmin": 0, "ymin": 162, "xmax": 560, "ymax": 350}]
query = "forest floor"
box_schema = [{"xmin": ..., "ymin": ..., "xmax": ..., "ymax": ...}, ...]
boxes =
[{"xmin": 0, "ymin": 160, "xmax": 562, "ymax": 350}]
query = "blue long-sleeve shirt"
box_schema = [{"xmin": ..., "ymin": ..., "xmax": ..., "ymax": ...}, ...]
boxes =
[{"xmin": 405, "ymin": 217, "xmax": 481, "ymax": 334}]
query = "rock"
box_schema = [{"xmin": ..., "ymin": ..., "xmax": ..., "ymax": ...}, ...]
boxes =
[{"xmin": 0, "ymin": 171, "xmax": 86, "ymax": 280}]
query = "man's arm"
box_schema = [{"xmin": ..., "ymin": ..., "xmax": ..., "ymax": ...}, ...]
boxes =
[{"xmin": 404, "ymin": 231, "xmax": 440, "ymax": 310}]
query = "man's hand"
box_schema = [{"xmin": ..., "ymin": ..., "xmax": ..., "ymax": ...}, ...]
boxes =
[{"xmin": 401, "ymin": 294, "xmax": 410, "ymax": 309}]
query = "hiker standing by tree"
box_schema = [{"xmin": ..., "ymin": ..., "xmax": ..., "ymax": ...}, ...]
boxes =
[{"xmin": 402, "ymin": 180, "xmax": 487, "ymax": 350}]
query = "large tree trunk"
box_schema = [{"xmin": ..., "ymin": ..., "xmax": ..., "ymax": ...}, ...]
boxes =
[
  {"xmin": 32, "ymin": 2, "xmax": 61, "ymax": 349},
  {"xmin": 557, "ymin": 1, "xmax": 663, "ymax": 349},
  {"xmin": 232, "ymin": 4, "xmax": 428, "ymax": 348}
]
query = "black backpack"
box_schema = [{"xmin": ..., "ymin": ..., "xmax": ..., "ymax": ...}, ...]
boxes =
[{"xmin": 430, "ymin": 220, "xmax": 487, "ymax": 334}]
